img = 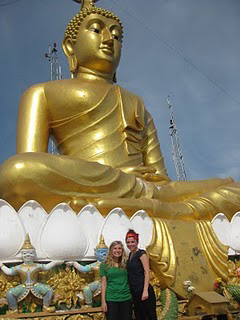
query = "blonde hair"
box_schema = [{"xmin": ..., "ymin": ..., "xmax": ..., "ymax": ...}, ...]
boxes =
[{"xmin": 105, "ymin": 241, "xmax": 127, "ymax": 269}]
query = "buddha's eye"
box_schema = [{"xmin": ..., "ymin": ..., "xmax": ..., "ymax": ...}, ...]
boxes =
[
  {"xmin": 92, "ymin": 28, "xmax": 100, "ymax": 34},
  {"xmin": 89, "ymin": 23, "xmax": 101, "ymax": 34},
  {"xmin": 111, "ymin": 29, "xmax": 121, "ymax": 42}
]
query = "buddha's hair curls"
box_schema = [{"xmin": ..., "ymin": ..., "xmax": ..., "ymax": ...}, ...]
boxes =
[{"xmin": 64, "ymin": 6, "xmax": 123, "ymax": 45}]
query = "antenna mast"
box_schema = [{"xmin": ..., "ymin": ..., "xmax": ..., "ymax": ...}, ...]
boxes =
[
  {"xmin": 45, "ymin": 43, "xmax": 62, "ymax": 154},
  {"xmin": 167, "ymin": 96, "xmax": 187, "ymax": 181}
]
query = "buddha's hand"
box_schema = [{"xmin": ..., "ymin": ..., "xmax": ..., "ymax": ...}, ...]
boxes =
[
  {"xmin": 120, "ymin": 166, "xmax": 170, "ymax": 182},
  {"xmin": 143, "ymin": 172, "xmax": 171, "ymax": 183},
  {"xmin": 120, "ymin": 166, "xmax": 156, "ymax": 178}
]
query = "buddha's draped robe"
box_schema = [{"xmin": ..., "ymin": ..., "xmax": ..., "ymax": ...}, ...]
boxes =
[{"xmin": 0, "ymin": 81, "xmax": 240, "ymax": 220}]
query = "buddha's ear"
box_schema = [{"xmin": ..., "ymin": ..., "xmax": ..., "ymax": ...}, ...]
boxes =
[{"xmin": 62, "ymin": 35, "xmax": 78, "ymax": 76}]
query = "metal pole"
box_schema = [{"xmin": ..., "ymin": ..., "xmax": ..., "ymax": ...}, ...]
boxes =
[{"xmin": 167, "ymin": 96, "xmax": 187, "ymax": 180}]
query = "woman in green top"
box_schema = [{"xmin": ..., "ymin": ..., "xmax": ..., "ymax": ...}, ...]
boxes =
[{"xmin": 100, "ymin": 241, "xmax": 132, "ymax": 320}]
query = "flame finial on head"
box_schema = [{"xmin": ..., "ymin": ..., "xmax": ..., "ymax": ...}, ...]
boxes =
[
  {"xmin": 72, "ymin": 0, "xmax": 100, "ymax": 10},
  {"xmin": 81, "ymin": 0, "xmax": 94, "ymax": 10}
]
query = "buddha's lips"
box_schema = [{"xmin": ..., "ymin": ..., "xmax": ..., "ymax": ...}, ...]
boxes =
[{"xmin": 100, "ymin": 46, "xmax": 114, "ymax": 55}]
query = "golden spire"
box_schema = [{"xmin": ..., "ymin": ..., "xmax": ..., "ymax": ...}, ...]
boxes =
[
  {"xmin": 96, "ymin": 235, "xmax": 108, "ymax": 249},
  {"xmin": 21, "ymin": 234, "xmax": 35, "ymax": 250}
]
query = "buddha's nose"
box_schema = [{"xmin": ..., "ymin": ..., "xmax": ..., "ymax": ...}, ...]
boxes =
[{"xmin": 102, "ymin": 29, "xmax": 114, "ymax": 47}]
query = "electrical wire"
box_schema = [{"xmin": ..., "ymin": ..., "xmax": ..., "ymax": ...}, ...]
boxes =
[
  {"xmin": 0, "ymin": 0, "xmax": 22, "ymax": 7},
  {"xmin": 110, "ymin": 0, "xmax": 240, "ymax": 106}
]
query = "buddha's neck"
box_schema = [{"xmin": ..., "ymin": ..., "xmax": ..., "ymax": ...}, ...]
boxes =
[{"xmin": 76, "ymin": 67, "xmax": 114, "ymax": 84}]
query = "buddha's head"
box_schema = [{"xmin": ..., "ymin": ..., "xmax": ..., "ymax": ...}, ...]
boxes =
[{"xmin": 63, "ymin": 0, "xmax": 123, "ymax": 81}]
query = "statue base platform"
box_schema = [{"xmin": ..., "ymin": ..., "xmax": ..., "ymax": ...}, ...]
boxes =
[
  {"xmin": 0, "ymin": 307, "xmax": 102, "ymax": 319},
  {"xmin": 0, "ymin": 303, "xmax": 239, "ymax": 320},
  {"xmin": 149, "ymin": 218, "xmax": 228, "ymax": 297}
]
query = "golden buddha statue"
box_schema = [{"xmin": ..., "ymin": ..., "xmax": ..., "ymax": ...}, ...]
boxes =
[{"xmin": 0, "ymin": 0, "xmax": 239, "ymax": 222}]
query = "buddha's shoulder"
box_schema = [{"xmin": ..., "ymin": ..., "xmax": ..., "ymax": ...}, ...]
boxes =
[
  {"xmin": 23, "ymin": 79, "xmax": 114, "ymax": 94},
  {"xmin": 117, "ymin": 85, "xmax": 144, "ymax": 104},
  {"xmin": 22, "ymin": 81, "xmax": 145, "ymax": 103},
  {"xmin": 23, "ymin": 79, "xmax": 76, "ymax": 94}
]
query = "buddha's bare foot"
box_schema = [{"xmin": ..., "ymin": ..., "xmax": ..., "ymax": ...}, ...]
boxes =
[
  {"xmin": 67, "ymin": 199, "xmax": 89, "ymax": 213},
  {"xmin": 96, "ymin": 198, "xmax": 156, "ymax": 217}
]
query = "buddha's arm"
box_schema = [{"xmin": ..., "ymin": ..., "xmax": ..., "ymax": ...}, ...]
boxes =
[
  {"xmin": 141, "ymin": 111, "xmax": 170, "ymax": 182},
  {"xmin": 17, "ymin": 85, "xmax": 49, "ymax": 153}
]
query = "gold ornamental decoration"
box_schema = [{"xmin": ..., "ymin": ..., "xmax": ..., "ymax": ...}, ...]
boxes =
[
  {"xmin": 147, "ymin": 218, "xmax": 176, "ymax": 288},
  {"xmin": 196, "ymin": 221, "xmax": 228, "ymax": 282}
]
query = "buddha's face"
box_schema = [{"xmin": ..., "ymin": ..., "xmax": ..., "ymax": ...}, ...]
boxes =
[{"xmin": 74, "ymin": 13, "xmax": 122, "ymax": 75}]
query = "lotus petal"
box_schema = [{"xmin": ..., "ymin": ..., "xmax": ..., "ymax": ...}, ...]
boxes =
[
  {"xmin": 0, "ymin": 199, "xmax": 26, "ymax": 260},
  {"xmin": 40, "ymin": 203, "xmax": 88, "ymax": 260},
  {"xmin": 18, "ymin": 200, "xmax": 48, "ymax": 259},
  {"xmin": 78, "ymin": 205, "xmax": 104, "ymax": 260},
  {"xmin": 101, "ymin": 208, "xmax": 132, "ymax": 250},
  {"xmin": 230, "ymin": 211, "xmax": 240, "ymax": 251},
  {"xmin": 211, "ymin": 213, "xmax": 230, "ymax": 246},
  {"xmin": 130, "ymin": 210, "xmax": 153, "ymax": 249}
]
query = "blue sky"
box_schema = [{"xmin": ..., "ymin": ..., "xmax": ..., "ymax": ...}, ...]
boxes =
[{"xmin": 0, "ymin": 0, "xmax": 239, "ymax": 181}]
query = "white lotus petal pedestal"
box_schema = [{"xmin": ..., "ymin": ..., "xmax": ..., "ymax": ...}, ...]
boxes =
[{"xmin": 0, "ymin": 198, "xmax": 237, "ymax": 300}]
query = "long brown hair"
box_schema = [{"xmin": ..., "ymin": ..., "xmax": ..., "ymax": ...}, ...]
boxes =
[{"xmin": 105, "ymin": 241, "xmax": 127, "ymax": 269}]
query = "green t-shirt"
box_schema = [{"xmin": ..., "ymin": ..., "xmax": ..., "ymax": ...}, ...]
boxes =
[{"xmin": 100, "ymin": 262, "xmax": 131, "ymax": 302}]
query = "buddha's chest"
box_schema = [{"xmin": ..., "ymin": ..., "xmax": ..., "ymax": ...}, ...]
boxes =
[
  {"xmin": 49, "ymin": 84, "xmax": 120, "ymax": 126},
  {"xmin": 49, "ymin": 85, "xmax": 125, "ymax": 144}
]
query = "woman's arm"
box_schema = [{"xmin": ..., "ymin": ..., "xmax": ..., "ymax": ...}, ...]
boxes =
[
  {"xmin": 101, "ymin": 276, "xmax": 107, "ymax": 312},
  {"xmin": 140, "ymin": 253, "xmax": 150, "ymax": 301}
]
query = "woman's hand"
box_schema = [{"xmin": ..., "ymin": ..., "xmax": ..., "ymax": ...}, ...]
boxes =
[
  {"xmin": 141, "ymin": 289, "xmax": 149, "ymax": 301},
  {"xmin": 101, "ymin": 276, "xmax": 107, "ymax": 312},
  {"xmin": 101, "ymin": 301, "xmax": 107, "ymax": 312}
]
